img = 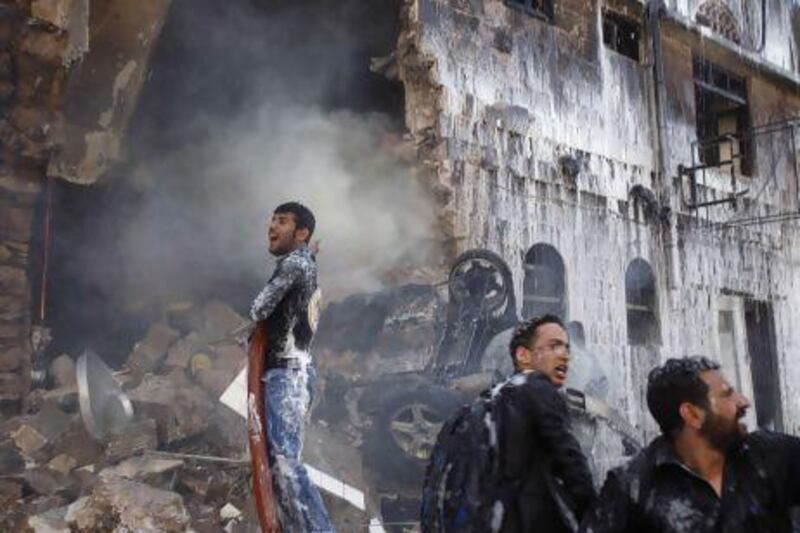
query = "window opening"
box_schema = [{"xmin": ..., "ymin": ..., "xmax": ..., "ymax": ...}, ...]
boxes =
[
  {"xmin": 625, "ymin": 258, "xmax": 660, "ymax": 346},
  {"xmin": 523, "ymin": 243, "xmax": 566, "ymax": 319},
  {"xmin": 505, "ymin": 0, "xmax": 554, "ymax": 22},
  {"xmin": 602, "ymin": 11, "xmax": 641, "ymax": 61},
  {"xmin": 693, "ymin": 57, "xmax": 754, "ymax": 176},
  {"xmin": 744, "ymin": 300, "xmax": 783, "ymax": 431},
  {"xmin": 717, "ymin": 310, "xmax": 743, "ymax": 391}
]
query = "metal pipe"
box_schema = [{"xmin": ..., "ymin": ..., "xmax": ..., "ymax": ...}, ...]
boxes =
[{"xmin": 756, "ymin": 0, "xmax": 767, "ymax": 53}]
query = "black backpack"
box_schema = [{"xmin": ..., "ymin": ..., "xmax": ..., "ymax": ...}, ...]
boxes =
[
  {"xmin": 420, "ymin": 385, "xmax": 505, "ymax": 532},
  {"xmin": 421, "ymin": 379, "xmax": 586, "ymax": 533}
]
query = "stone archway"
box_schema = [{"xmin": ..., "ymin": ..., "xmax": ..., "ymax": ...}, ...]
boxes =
[{"xmin": 696, "ymin": 0, "xmax": 742, "ymax": 45}]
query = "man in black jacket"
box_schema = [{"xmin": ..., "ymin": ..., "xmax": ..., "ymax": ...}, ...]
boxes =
[
  {"xmin": 494, "ymin": 314, "xmax": 596, "ymax": 532},
  {"xmin": 581, "ymin": 356, "xmax": 800, "ymax": 533}
]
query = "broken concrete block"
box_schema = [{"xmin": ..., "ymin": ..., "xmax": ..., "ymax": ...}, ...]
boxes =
[
  {"xmin": 214, "ymin": 343, "xmax": 246, "ymax": 370},
  {"xmin": 104, "ymin": 418, "xmax": 157, "ymax": 462},
  {"xmin": 47, "ymin": 453, "xmax": 77, "ymax": 475},
  {"xmin": 199, "ymin": 300, "xmax": 247, "ymax": 343},
  {"xmin": 64, "ymin": 496, "xmax": 89, "ymax": 524},
  {"xmin": 11, "ymin": 423, "xmax": 46, "ymax": 457},
  {"xmin": 165, "ymin": 300, "xmax": 203, "ymax": 333},
  {"xmin": 128, "ymin": 374, "xmax": 213, "ymax": 445},
  {"xmin": 194, "ymin": 368, "xmax": 233, "ymax": 397},
  {"xmin": 23, "ymin": 467, "xmax": 75, "ymax": 497},
  {"xmin": 0, "ymin": 478, "xmax": 23, "ymax": 502},
  {"xmin": 0, "ymin": 437, "xmax": 25, "ymax": 475},
  {"xmin": 50, "ymin": 423, "xmax": 104, "ymax": 468},
  {"xmin": 164, "ymin": 332, "xmax": 201, "ymax": 368},
  {"xmin": 27, "ymin": 504, "xmax": 70, "ymax": 533},
  {"xmin": 70, "ymin": 477, "xmax": 190, "ymax": 532},
  {"xmin": 127, "ymin": 322, "xmax": 179, "ymax": 373},
  {"xmin": 220, "ymin": 502, "xmax": 242, "ymax": 521},
  {"xmin": 10, "ymin": 404, "xmax": 71, "ymax": 459},
  {"xmin": 48, "ymin": 354, "xmax": 76, "ymax": 388}
]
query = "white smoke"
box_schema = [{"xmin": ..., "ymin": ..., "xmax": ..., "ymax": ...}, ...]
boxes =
[{"xmin": 122, "ymin": 103, "xmax": 434, "ymax": 303}]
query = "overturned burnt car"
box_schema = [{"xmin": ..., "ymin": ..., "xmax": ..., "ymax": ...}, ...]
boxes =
[{"xmin": 311, "ymin": 249, "xmax": 641, "ymax": 527}]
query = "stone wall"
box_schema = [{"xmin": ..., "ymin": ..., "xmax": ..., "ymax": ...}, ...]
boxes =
[
  {"xmin": 398, "ymin": 0, "xmax": 800, "ymax": 437},
  {"xmin": 0, "ymin": 0, "xmax": 169, "ymax": 410},
  {"xmin": 0, "ymin": 0, "xmax": 80, "ymax": 410}
]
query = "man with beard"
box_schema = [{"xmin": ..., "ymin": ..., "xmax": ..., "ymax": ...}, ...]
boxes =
[
  {"xmin": 581, "ymin": 356, "xmax": 800, "ymax": 533},
  {"xmin": 250, "ymin": 202, "xmax": 333, "ymax": 532}
]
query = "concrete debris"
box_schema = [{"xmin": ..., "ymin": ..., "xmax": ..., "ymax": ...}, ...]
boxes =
[
  {"xmin": 164, "ymin": 331, "xmax": 201, "ymax": 368},
  {"xmin": 0, "ymin": 439, "xmax": 26, "ymax": 475},
  {"xmin": 3, "ymin": 299, "xmax": 253, "ymax": 531},
  {"xmin": 128, "ymin": 372, "xmax": 213, "ymax": 444},
  {"xmin": 23, "ymin": 467, "xmax": 75, "ymax": 497},
  {"xmin": 11, "ymin": 404, "xmax": 71, "ymax": 459},
  {"xmin": 47, "ymin": 453, "xmax": 77, "ymax": 475},
  {"xmin": 70, "ymin": 476, "xmax": 190, "ymax": 532},
  {"xmin": 127, "ymin": 322, "xmax": 179, "ymax": 373},
  {"xmin": 104, "ymin": 417, "xmax": 158, "ymax": 462},
  {"xmin": 220, "ymin": 502, "xmax": 242, "ymax": 521},
  {"xmin": 199, "ymin": 300, "xmax": 248, "ymax": 343},
  {"xmin": 26, "ymin": 504, "xmax": 70, "ymax": 533}
]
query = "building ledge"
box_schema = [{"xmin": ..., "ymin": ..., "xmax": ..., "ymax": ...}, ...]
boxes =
[{"xmin": 660, "ymin": 8, "xmax": 800, "ymax": 91}]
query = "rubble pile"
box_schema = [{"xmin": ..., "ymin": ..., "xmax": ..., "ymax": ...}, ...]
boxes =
[{"xmin": 0, "ymin": 300, "xmax": 259, "ymax": 532}]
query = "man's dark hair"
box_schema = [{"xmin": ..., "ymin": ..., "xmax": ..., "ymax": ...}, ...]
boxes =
[
  {"xmin": 274, "ymin": 202, "xmax": 315, "ymax": 240},
  {"xmin": 646, "ymin": 356, "xmax": 721, "ymax": 437},
  {"xmin": 508, "ymin": 314, "xmax": 565, "ymax": 368}
]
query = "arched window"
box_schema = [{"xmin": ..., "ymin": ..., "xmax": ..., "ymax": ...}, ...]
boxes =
[
  {"xmin": 696, "ymin": 0, "xmax": 741, "ymax": 44},
  {"xmin": 625, "ymin": 258, "xmax": 660, "ymax": 345},
  {"xmin": 523, "ymin": 244, "xmax": 566, "ymax": 319}
]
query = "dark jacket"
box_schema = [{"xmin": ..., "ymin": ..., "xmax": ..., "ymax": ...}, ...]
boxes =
[
  {"xmin": 495, "ymin": 371, "xmax": 596, "ymax": 532},
  {"xmin": 580, "ymin": 430, "xmax": 800, "ymax": 533},
  {"xmin": 250, "ymin": 245, "xmax": 319, "ymax": 366}
]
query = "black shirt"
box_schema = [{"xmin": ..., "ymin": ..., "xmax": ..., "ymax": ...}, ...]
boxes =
[
  {"xmin": 250, "ymin": 245, "xmax": 319, "ymax": 366},
  {"xmin": 581, "ymin": 431, "xmax": 800, "ymax": 533}
]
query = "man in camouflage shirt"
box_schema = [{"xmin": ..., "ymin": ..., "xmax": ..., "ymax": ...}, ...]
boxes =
[{"xmin": 250, "ymin": 202, "xmax": 332, "ymax": 532}]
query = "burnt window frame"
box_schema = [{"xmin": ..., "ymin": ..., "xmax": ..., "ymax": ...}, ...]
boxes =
[
  {"xmin": 602, "ymin": 10, "xmax": 642, "ymax": 62},
  {"xmin": 505, "ymin": 0, "xmax": 554, "ymax": 23},
  {"xmin": 693, "ymin": 57, "xmax": 755, "ymax": 176},
  {"xmin": 523, "ymin": 243, "xmax": 567, "ymax": 319},
  {"xmin": 625, "ymin": 258, "xmax": 660, "ymax": 346}
]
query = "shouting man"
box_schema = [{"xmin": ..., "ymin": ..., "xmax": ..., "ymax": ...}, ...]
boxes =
[
  {"xmin": 250, "ymin": 202, "xmax": 333, "ymax": 532},
  {"xmin": 494, "ymin": 314, "xmax": 596, "ymax": 531},
  {"xmin": 582, "ymin": 356, "xmax": 800, "ymax": 532}
]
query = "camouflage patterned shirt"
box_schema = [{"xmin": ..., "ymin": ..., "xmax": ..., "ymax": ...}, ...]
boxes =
[{"xmin": 250, "ymin": 244, "xmax": 320, "ymax": 365}]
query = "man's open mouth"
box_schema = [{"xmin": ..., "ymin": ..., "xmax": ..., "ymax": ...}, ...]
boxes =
[{"xmin": 555, "ymin": 365, "xmax": 568, "ymax": 380}]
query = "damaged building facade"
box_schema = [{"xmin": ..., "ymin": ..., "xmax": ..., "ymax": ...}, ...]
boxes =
[
  {"xmin": 1, "ymin": 0, "xmax": 800, "ymax": 530},
  {"xmin": 396, "ymin": 0, "xmax": 800, "ymax": 437}
]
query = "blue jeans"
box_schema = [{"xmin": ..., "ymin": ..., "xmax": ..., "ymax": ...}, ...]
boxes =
[{"xmin": 264, "ymin": 366, "xmax": 335, "ymax": 532}]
